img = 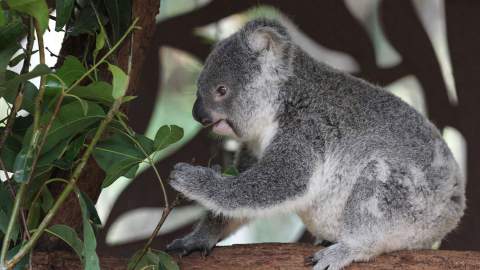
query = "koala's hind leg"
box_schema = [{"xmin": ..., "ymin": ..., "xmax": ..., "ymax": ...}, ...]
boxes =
[{"xmin": 166, "ymin": 212, "xmax": 247, "ymax": 256}]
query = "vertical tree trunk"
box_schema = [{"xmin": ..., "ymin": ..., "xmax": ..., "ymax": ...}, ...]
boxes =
[{"xmin": 38, "ymin": 0, "xmax": 161, "ymax": 250}]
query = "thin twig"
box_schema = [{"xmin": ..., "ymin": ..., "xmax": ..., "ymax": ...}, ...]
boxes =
[
  {"xmin": 131, "ymin": 195, "xmax": 182, "ymax": 270},
  {"xmin": 0, "ymin": 18, "xmax": 34, "ymax": 154}
]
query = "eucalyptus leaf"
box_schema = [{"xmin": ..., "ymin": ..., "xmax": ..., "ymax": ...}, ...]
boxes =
[
  {"xmin": 13, "ymin": 134, "xmax": 38, "ymax": 183},
  {"xmin": 222, "ymin": 166, "xmax": 239, "ymax": 177},
  {"xmin": 6, "ymin": 0, "xmax": 48, "ymax": 34},
  {"xmin": 46, "ymin": 56, "xmax": 86, "ymax": 92},
  {"xmin": 128, "ymin": 249, "xmax": 179, "ymax": 270},
  {"xmin": 68, "ymin": 81, "xmax": 114, "ymax": 105},
  {"xmin": 78, "ymin": 191, "xmax": 101, "ymax": 226},
  {"xmin": 93, "ymin": 130, "xmax": 156, "ymax": 187},
  {"xmin": 46, "ymin": 224, "xmax": 84, "ymax": 260},
  {"xmin": 0, "ymin": 10, "xmax": 5, "ymax": 26},
  {"xmin": 27, "ymin": 200, "xmax": 41, "ymax": 230},
  {"xmin": 103, "ymin": 0, "xmax": 131, "ymax": 43},
  {"xmin": 0, "ymin": 13, "xmax": 27, "ymax": 51},
  {"xmin": 40, "ymin": 188, "xmax": 54, "ymax": 212},
  {"xmin": 0, "ymin": 42, "xmax": 20, "ymax": 84},
  {"xmin": 0, "ymin": 136, "xmax": 21, "ymax": 171},
  {"xmin": 93, "ymin": 26, "xmax": 106, "ymax": 59},
  {"xmin": 55, "ymin": 0, "xmax": 75, "ymax": 31},
  {"xmin": 154, "ymin": 125, "xmax": 183, "ymax": 151},
  {"xmin": 78, "ymin": 191, "xmax": 100, "ymax": 270},
  {"xmin": 2, "ymin": 70, "xmax": 39, "ymax": 113},
  {"xmin": 101, "ymin": 159, "xmax": 139, "ymax": 188},
  {"xmin": 108, "ymin": 63, "xmax": 128, "ymax": 99},
  {"xmin": 68, "ymin": 5, "xmax": 103, "ymax": 36},
  {"xmin": 55, "ymin": 134, "xmax": 86, "ymax": 169},
  {"xmin": 8, "ymin": 52, "xmax": 25, "ymax": 67},
  {"xmin": 3, "ymin": 64, "xmax": 51, "ymax": 94},
  {"xmin": 7, "ymin": 244, "xmax": 29, "ymax": 270},
  {"xmin": 23, "ymin": 101, "xmax": 105, "ymax": 154}
]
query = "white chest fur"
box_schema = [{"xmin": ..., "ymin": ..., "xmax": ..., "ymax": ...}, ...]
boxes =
[{"xmin": 296, "ymin": 158, "xmax": 354, "ymax": 242}]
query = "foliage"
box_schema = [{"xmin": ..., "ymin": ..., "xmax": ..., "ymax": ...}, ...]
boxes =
[{"xmin": 0, "ymin": 0, "xmax": 180, "ymax": 269}]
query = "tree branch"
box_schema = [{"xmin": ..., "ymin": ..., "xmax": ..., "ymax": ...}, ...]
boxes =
[{"xmin": 30, "ymin": 244, "xmax": 480, "ymax": 269}]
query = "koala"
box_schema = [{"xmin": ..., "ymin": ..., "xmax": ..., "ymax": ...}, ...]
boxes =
[{"xmin": 167, "ymin": 18, "xmax": 466, "ymax": 270}]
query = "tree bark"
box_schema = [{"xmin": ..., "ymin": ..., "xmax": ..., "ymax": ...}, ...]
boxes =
[{"xmin": 32, "ymin": 243, "xmax": 480, "ymax": 270}]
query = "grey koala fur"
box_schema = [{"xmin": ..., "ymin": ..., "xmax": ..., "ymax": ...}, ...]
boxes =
[{"xmin": 167, "ymin": 19, "xmax": 466, "ymax": 270}]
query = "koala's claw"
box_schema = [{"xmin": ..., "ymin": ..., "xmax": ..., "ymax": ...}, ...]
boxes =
[
  {"xmin": 165, "ymin": 237, "xmax": 214, "ymax": 258},
  {"xmin": 304, "ymin": 255, "xmax": 317, "ymax": 266}
]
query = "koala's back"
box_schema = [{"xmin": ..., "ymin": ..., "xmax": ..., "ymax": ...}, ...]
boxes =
[{"xmin": 285, "ymin": 51, "xmax": 465, "ymax": 247}]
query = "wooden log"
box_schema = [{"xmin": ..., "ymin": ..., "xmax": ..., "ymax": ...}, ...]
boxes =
[{"xmin": 31, "ymin": 243, "xmax": 480, "ymax": 269}]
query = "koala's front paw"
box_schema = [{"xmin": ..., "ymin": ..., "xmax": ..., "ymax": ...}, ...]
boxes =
[
  {"xmin": 169, "ymin": 163, "xmax": 217, "ymax": 198},
  {"xmin": 166, "ymin": 235, "xmax": 216, "ymax": 257}
]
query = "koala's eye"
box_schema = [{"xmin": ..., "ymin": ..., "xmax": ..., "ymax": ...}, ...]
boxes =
[{"xmin": 215, "ymin": 85, "xmax": 227, "ymax": 97}]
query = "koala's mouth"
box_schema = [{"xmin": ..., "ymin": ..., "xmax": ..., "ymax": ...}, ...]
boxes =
[{"xmin": 211, "ymin": 119, "xmax": 236, "ymax": 137}]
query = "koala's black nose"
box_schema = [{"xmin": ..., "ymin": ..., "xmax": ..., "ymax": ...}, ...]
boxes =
[{"xmin": 192, "ymin": 98, "xmax": 213, "ymax": 126}]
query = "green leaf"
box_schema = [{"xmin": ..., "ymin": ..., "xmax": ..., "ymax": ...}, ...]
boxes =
[
  {"xmin": 108, "ymin": 63, "xmax": 128, "ymax": 99},
  {"xmin": 13, "ymin": 130, "xmax": 39, "ymax": 182},
  {"xmin": 128, "ymin": 249, "xmax": 179, "ymax": 270},
  {"xmin": 101, "ymin": 159, "xmax": 138, "ymax": 188},
  {"xmin": 27, "ymin": 200, "xmax": 41, "ymax": 230},
  {"xmin": 2, "ymin": 64, "xmax": 51, "ymax": 96},
  {"xmin": 68, "ymin": 81, "xmax": 114, "ymax": 105},
  {"xmin": 222, "ymin": 166, "xmax": 239, "ymax": 176},
  {"xmin": 154, "ymin": 125, "xmax": 183, "ymax": 151},
  {"xmin": 0, "ymin": 183, "xmax": 20, "ymax": 242},
  {"xmin": 0, "ymin": 135, "xmax": 22, "ymax": 171},
  {"xmin": 0, "ymin": 42, "xmax": 20, "ymax": 84},
  {"xmin": 46, "ymin": 224, "xmax": 84, "ymax": 260},
  {"xmin": 68, "ymin": 5, "xmax": 102, "ymax": 36},
  {"xmin": 0, "ymin": 9, "xmax": 5, "ymax": 27},
  {"xmin": 78, "ymin": 192, "xmax": 100, "ymax": 270},
  {"xmin": 7, "ymin": 0, "xmax": 49, "ymax": 34},
  {"xmin": 40, "ymin": 188, "xmax": 54, "ymax": 212},
  {"xmin": 23, "ymin": 100, "xmax": 105, "ymax": 154},
  {"xmin": 46, "ymin": 56, "xmax": 86, "ymax": 92},
  {"xmin": 53, "ymin": 134, "xmax": 86, "ymax": 169},
  {"xmin": 93, "ymin": 26, "xmax": 106, "ymax": 59},
  {"xmin": 103, "ymin": 0, "xmax": 131, "ymax": 43},
  {"xmin": 55, "ymin": 0, "xmax": 75, "ymax": 31},
  {"xmin": 78, "ymin": 191, "xmax": 101, "ymax": 226},
  {"xmin": 2, "ymin": 71, "xmax": 39, "ymax": 113},
  {"xmin": 36, "ymin": 137, "xmax": 71, "ymax": 167},
  {"xmin": 0, "ymin": 14, "xmax": 26, "ymax": 51},
  {"xmin": 7, "ymin": 244, "xmax": 29, "ymax": 270},
  {"xmin": 8, "ymin": 52, "xmax": 24, "ymax": 67},
  {"xmin": 94, "ymin": 129, "xmax": 156, "ymax": 187}
]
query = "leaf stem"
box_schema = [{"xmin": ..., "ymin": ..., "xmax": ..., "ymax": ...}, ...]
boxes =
[{"xmin": 130, "ymin": 196, "xmax": 180, "ymax": 270}]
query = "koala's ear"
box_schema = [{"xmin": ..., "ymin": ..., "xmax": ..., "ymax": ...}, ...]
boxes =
[{"xmin": 242, "ymin": 19, "xmax": 290, "ymax": 54}]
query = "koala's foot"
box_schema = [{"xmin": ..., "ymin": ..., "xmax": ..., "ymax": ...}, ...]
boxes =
[
  {"xmin": 166, "ymin": 234, "xmax": 216, "ymax": 257},
  {"xmin": 314, "ymin": 238, "xmax": 334, "ymax": 247},
  {"xmin": 305, "ymin": 243, "xmax": 355, "ymax": 270}
]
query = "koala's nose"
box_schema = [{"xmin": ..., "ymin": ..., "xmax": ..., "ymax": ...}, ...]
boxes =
[{"xmin": 192, "ymin": 98, "xmax": 213, "ymax": 126}]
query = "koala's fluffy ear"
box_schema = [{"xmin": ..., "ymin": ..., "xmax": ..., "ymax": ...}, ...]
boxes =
[{"xmin": 242, "ymin": 19, "xmax": 290, "ymax": 54}]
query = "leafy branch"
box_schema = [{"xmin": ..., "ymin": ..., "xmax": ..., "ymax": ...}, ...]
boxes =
[{"xmin": 0, "ymin": 1, "xmax": 181, "ymax": 269}]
